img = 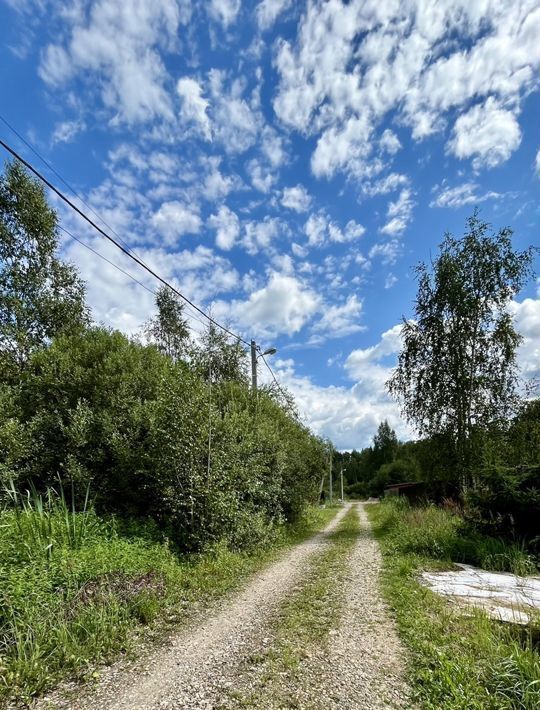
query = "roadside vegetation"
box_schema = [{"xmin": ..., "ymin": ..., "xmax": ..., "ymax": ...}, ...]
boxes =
[
  {"xmin": 0, "ymin": 485, "xmax": 337, "ymax": 705},
  {"xmin": 227, "ymin": 505, "xmax": 360, "ymax": 707},
  {"xmin": 370, "ymin": 499, "xmax": 540, "ymax": 709},
  {"xmin": 0, "ymin": 160, "xmax": 331, "ymax": 704}
]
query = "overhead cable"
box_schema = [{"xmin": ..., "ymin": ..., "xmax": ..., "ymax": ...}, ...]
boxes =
[{"xmin": 0, "ymin": 136, "xmax": 251, "ymax": 348}]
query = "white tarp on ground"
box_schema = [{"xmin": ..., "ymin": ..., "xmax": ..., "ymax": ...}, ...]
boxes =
[{"xmin": 421, "ymin": 564, "xmax": 540, "ymax": 624}]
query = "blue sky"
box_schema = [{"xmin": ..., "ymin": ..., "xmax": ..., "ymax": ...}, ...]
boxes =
[{"xmin": 1, "ymin": 0, "xmax": 539, "ymax": 449}]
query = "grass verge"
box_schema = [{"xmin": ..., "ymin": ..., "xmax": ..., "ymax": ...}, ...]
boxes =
[
  {"xmin": 227, "ymin": 504, "xmax": 360, "ymax": 708},
  {"xmin": 0, "ymin": 492, "xmax": 338, "ymax": 707},
  {"xmin": 368, "ymin": 499, "xmax": 540, "ymax": 709}
]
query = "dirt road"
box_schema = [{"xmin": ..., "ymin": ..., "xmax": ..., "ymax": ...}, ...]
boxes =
[{"xmin": 40, "ymin": 503, "xmax": 411, "ymax": 709}]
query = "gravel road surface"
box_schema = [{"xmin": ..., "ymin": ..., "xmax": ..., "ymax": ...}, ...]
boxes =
[{"xmin": 38, "ymin": 502, "xmax": 412, "ymax": 709}]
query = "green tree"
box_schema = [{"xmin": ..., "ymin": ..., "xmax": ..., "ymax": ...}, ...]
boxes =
[
  {"xmin": 371, "ymin": 420, "xmax": 398, "ymax": 471},
  {"xmin": 388, "ymin": 213, "xmax": 534, "ymax": 490},
  {"xmin": 145, "ymin": 285, "xmax": 190, "ymax": 362},
  {"xmin": 0, "ymin": 161, "xmax": 88, "ymax": 379}
]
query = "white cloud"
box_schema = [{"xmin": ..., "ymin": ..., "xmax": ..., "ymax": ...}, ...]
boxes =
[
  {"xmin": 208, "ymin": 205, "xmax": 240, "ymax": 250},
  {"xmin": 535, "ymin": 148, "xmax": 540, "ymax": 177},
  {"xmin": 243, "ymin": 217, "xmax": 281, "ymax": 254},
  {"xmin": 311, "ymin": 115, "xmax": 373, "ymax": 179},
  {"xmin": 261, "ymin": 126, "xmax": 287, "ymax": 167},
  {"xmin": 39, "ymin": 0, "xmax": 189, "ymax": 124},
  {"xmin": 151, "ymin": 201, "xmax": 201, "ymax": 243},
  {"xmin": 177, "ymin": 77, "xmax": 212, "ymax": 140},
  {"xmin": 448, "ymin": 98, "xmax": 522, "ymax": 169},
  {"xmin": 274, "ymin": 1, "xmax": 540, "ymax": 180},
  {"xmin": 210, "ymin": 70, "xmax": 261, "ymax": 153},
  {"xmin": 385, "ymin": 273, "xmax": 398, "ymax": 289},
  {"xmin": 305, "ymin": 212, "xmax": 365, "ymax": 247},
  {"xmin": 230, "ymin": 272, "xmax": 319, "ymax": 337},
  {"xmin": 379, "ymin": 129, "xmax": 401, "ymax": 155},
  {"xmin": 51, "ymin": 119, "xmax": 85, "ymax": 145},
  {"xmin": 208, "ymin": 0, "xmax": 241, "ymax": 27},
  {"xmin": 369, "ymin": 240, "xmax": 401, "ymax": 265},
  {"xmin": 256, "ymin": 0, "xmax": 291, "ymax": 30},
  {"xmin": 281, "ymin": 184, "xmax": 312, "ymax": 212},
  {"xmin": 310, "ymin": 294, "xmax": 364, "ymax": 341},
  {"xmin": 380, "ymin": 188, "xmax": 414, "ymax": 236},
  {"xmin": 345, "ymin": 324, "xmax": 403, "ymax": 385},
  {"xmin": 431, "ymin": 182, "xmax": 503, "ymax": 209},
  {"xmin": 362, "ymin": 173, "xmax": 409, "ymax": 198},
  {"xmin": 328, "ymin": 220, "xmax": 365, "ymax": 243},
  {"xmin": 247, "ymin": 159, "xmax": 275, "ymax": 193},
  {"xmin": 304, "ymin": 212, "xmax": 327, "ymax": 247},
  {"xmin": 510, "ymin": 293, "xmax": 540, "ymax": 383}
]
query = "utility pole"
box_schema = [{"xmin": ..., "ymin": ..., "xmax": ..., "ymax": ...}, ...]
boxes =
[
  {"xmin": 340, "ymin": 465, "xmax": 344, "ymax": 502},
  {"xmin": 251, "ymin": 339, "xmax": 257, "ymax": 395},
  {"xmin": 329, "ymin": 452, "xmax": 333, "ymax": 505}
]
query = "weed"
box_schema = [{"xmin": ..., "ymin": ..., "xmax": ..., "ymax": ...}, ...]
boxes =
[
  {"xmin": 0, "ymin": 487, "xmax": 337, "ymax": 706},
  {"xmin": 369, "ymin": 501, "xmax": 540, "ymax": 709}
]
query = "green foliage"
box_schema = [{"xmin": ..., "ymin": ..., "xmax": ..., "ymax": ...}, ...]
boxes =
[
  {"xmin": 375, "ymin": 498, "xmax": 536, "ymax": 575},
  {"xmin": 388, "ymin": 212, "xmax": 535, "ymax": 489},
  {"xmin": 144, "ymin": 286, "xmax": 190, "ymax": 362},
  {"xmin": 370, "ymin": 502, "xmax": 540, "ymax": 709},
  {"xmin": 0, "ymin": 491, "xmax": 336, "ymax": 704},
  {"xmin": 0, "ymin": 161, "xmax": 88, "ymax": 379},
  {"xmin": 0, "ymin": 326, "xmax": 326, "ymax": 551}
]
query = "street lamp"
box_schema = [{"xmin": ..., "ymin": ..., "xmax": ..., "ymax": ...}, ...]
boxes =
[{"xmin": 250, "ymin": 340, "xmax": 277, "ymax": 394}]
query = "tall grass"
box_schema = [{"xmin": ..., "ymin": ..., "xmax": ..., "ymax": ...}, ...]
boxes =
[
  {"xmin": 378, "ymin": 497, "xmax": 536, "ymax": 575},
  {"xmin": 0, "ymin": 485, "xmax": 336, "ymax": 705},
  {"xmin": 369, "ymin": 500, "xmax": 540, "ymax": 709}
]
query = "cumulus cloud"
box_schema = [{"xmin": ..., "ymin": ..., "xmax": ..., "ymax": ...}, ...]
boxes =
[
  {"xmin": 151, "ymin": 201, "xmax": 201, "ymax": 243},
  {"xmin": 380, "ymin": 189, "xmax": 414, "ymax": 236},
  {"xmin": 262, "ymin": 357, "xmax": 410, "ymax": 450},
  {"xmin": 448, "ymin": 98, "xmax": 522, "ymax": 169},
  {"xmin": 177, "ymin": 77, "xmax": 212, "ymax": 140},
  {"xmin": 305, "ymin": 212, "xmax": 365, "ymax": 247},
  {"xmin": 379, "ymin": 129, "xmax": 401, "ymax": 155},
  {"xmin": 231, "ymin": 272, "xmax": 319, "ymax": 336},
  {"xmin": 510, "ymin": 291, "xmax": 540, "ymax": 383},
  {"xmin": 39, "ymin": 0, "xmax": 190, "ymax": 124},
  {"xmin": 310, "ymin": 294, "xmax": 364, "ymax": 341},
  {"xmin": 208, "ymin": 0, "xmax": 241, "ymax": 27},
  {"xmin": 208, "ymin": 205, "xmax": 240, "ymax": 250},
  {"xmin": 51, "ymin": 119, "xmax": 85, "ymax": 145},
  {"xmin": 243, "ymin": 217, "xmax": 281, "ymax": 254},
  {"xmin": 209, "ymin": 69, "xmax": 261, "ymax": 154},
  {"xmin": 281, "ymin": 184, "xmax": 312, "ymax": 212},
  {"xmin": 431, "ymin": 182, "xmax": 503, "ymax": 209},
  {"xmin": 256, "ymin": 0, "xmax": 291, "ymax": 30},
  {"xmin": 274, "ymin": 1, "xmax": 540, "ymax": 180},
  {"xmin": 369, "ymin": 240, "xmax": 401, "ymax": 265}
]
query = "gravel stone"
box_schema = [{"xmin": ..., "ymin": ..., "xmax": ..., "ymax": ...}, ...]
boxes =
[{"xmin": 38, "ymin": 505, "xmax": 350, "ymax": 710}]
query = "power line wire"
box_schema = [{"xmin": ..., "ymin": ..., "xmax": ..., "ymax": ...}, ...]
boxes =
[
  {"xmin": 0, "ymin": 135, "xmax": 251, "ymax": 348},
  {"xmin": 58, "ymin": 225, "xmax": 210, "ymax": 331},
  {"xmin": 0, "ymin": 113, "xmax": 144, "ymax": 263},
  {"xmin": 260, "ymin": 351, "xmax": 290, "ymax": 403},
  {"xmin": 0, "ymin": 116, "xmax": 219, "ymax": 332},
  {"xmin": 1, "ymin": 116, "xmax": 221, "ymax": 335}
]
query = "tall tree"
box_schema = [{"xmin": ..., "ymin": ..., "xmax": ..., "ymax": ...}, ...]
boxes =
[
  {"xmin": 388, "ymin": 212, "xmax": 534, "ymax": 489},
  {"xmin": 145, "ymin": 285, "xmax": 190, "ymax": 362},
  {"xmin": 0, "ymin": 160, "xmax": 88, "ymax": 379},
  {"xmin": 371, "ymin": 420, "xmax": 398, "ymax": 471}
]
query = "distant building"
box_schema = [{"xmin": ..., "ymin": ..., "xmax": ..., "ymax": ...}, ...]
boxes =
[{"xmin": 384, "ymin": 481, "xmax": 424, "ymax": 502}]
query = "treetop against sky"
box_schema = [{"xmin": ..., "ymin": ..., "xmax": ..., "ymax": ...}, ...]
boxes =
[{"xmin": 0, "ymin": 0, "xmax": 539, "ymax": 449}]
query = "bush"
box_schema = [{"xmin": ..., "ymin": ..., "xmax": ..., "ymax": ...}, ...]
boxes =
[
  {"xmin": 377, "ymin": 498, "xmax": 537, "ymax": 574},
  {"xmin": 0, "ymin": 328, "xmax": 326, "ymax": 552}
]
